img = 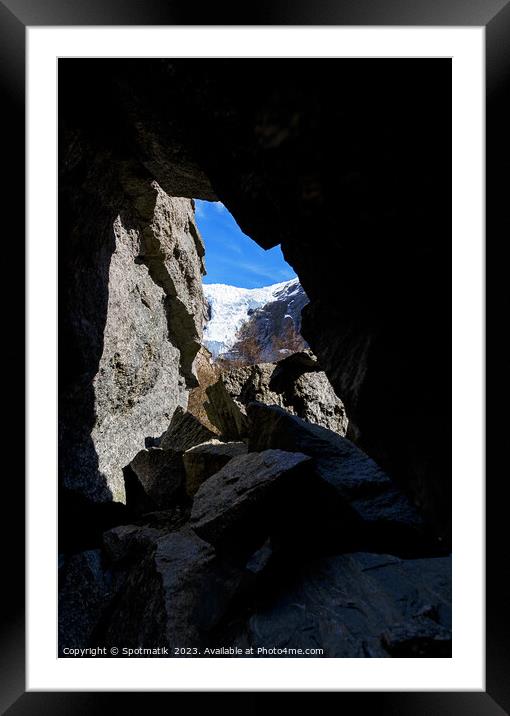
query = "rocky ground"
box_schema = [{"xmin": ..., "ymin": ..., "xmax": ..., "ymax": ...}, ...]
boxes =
[{"xmin": 59, "ymin": 351, "xmax": 451, "ymax": 658}]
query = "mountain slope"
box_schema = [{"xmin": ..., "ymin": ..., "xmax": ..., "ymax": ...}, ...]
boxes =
[{"xmin": 203, "ymin": 278, "xmax": 309, "ymax": 362}]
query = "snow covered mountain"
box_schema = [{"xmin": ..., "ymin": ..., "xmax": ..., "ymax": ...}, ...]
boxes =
[{"xmin": 203, "ymin": 278, "xmax": 309, "ymax": 362}]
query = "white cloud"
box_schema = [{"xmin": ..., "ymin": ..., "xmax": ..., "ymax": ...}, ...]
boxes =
[{"xmin": 232, "ymin": 260, "xmax": 281, "ymax": 282}]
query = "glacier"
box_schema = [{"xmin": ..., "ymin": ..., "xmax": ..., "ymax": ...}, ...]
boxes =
[{"xmin": 203, "ymin": 278, "xmax": 301, "ymax": 359}]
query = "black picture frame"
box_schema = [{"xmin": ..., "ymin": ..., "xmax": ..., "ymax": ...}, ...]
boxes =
[{"xmin": 2, "ymin": 1, "xmax": 500, "ymax": 713}]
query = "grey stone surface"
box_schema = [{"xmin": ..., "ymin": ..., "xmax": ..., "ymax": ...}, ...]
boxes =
[
  {"xmin": 205, "ymin": 353, "xmax": 348, "ymax": 441},
  {"xmin": 61, "ymin": 178, "xmax": 206, "ymax": 504},
  {"xmin": 187, "ymin": 345, "xmax": 222, "ymax": 434},
  {"xmin": 183, "ymin": 440, "xmax": 248, "ymax": 496},
  {"xmin": 190, "ymin": 450, "xmax": 312, "ymax": 554},
  {"xmin": 234, "ymin": 552, "xmax": 451, "ymax": 657},
  {"xmin": 245, "ymin": 539, "xmax": 273, "ymax": 576},
  {"xmin": 104, "ymin": 530, "xmax": 243, "ymax": 651},
  {"xmin": 102, "ymin": 524, "xmax": 165, "ymax": 563},
  {"xmin": 159, "ymin": 406, "xmax": 218, "ymax": 452},
  {"xmin": 124, "ymin": 447, "xmax": 185, "ymax": 513},
  {"xmin": 102, "ymin": 505, "xmax": 192, "ymax": 563},
  {"xmin": 205, "ymin": 364, "xmax": 277, "ymax": 440},
  {"xmin": 132, "ymin": 506, "xmax": 191, "ymax": 531}
]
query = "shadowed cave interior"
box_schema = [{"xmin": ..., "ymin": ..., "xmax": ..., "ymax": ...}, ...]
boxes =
[{"xmin": 58, "ymin": 59, "xmax": 452, "ymax": 658}]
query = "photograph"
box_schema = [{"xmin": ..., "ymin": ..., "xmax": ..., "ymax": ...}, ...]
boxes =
[
  {"xmin": 58, "ymin": 58, "xmax": 452, "ymax": 659},
  {"xmin": 0, "ymin": 2, "xmax": 501, "ymax": 709}
]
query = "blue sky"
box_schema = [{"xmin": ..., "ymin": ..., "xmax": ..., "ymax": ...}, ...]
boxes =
[{"xmin": 194, "ymin": 199, "xmax": 296, "ymax": 288}]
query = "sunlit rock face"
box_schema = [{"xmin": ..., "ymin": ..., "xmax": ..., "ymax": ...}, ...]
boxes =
[
  {"xmin": 90, "ymin": 200, "xmax": 190, "ymax": 503},
  {"xmin": 204, "ymin": 352, "xmax": 348, "ymax": 441},
  {"xmin": 59, "ymin": 172, "xmax": 206, "ymax": 503}
]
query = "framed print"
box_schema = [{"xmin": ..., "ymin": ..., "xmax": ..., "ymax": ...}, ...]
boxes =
[{"xmin": 1, "ymin": 0, "xmax": 501, "ymax": 712}]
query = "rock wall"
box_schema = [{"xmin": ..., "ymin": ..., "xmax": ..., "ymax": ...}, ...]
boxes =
[
  {"xmin": 59, "ymin": 147, "xmax": 206, "ymax": 502},
  {"xmin": 187, "ymin": 346, "xmax": 221, "ymax": 434}
]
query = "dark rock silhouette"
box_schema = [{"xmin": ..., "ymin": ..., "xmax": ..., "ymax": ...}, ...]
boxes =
[
  {"xmin": 124, "ymin": 448, "xmax": 186, "ymax": 514},
  {"xmin": 58, "ymin": 550, "xmax": 114, "ymax": 654},
  {"xmin": 230, "ymin": 552, "xmax": 451, "ymax": 658},
  {"xmin": 183, "ymin": 440, "xmax": 248, "ymax": 497},
  {"xmin": 123, "ymin": 408, "xmax": 221, "ymax": 513},
  {"xmin": 104, "ymin": 530, "xmax": 244, "ymax": 652},
  {"xmin": 158, "ymin": 406, "xmax": 218, "ymax": 452},
  {"xmin": 190, "ymin": 450, "xmax": 312, "ymax": 557},
  {"xmin": 247, "ymin": 402, "xmax": 428, "ymax": 554}
]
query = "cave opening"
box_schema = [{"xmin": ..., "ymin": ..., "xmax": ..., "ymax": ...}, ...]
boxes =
[
  {"xmin": 182, "ymin": 196, "xmax": 349, "ymax": 450},
  {"xmin": 194, "ymin": 197, "xmax": 308, "ymax": 365}
]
